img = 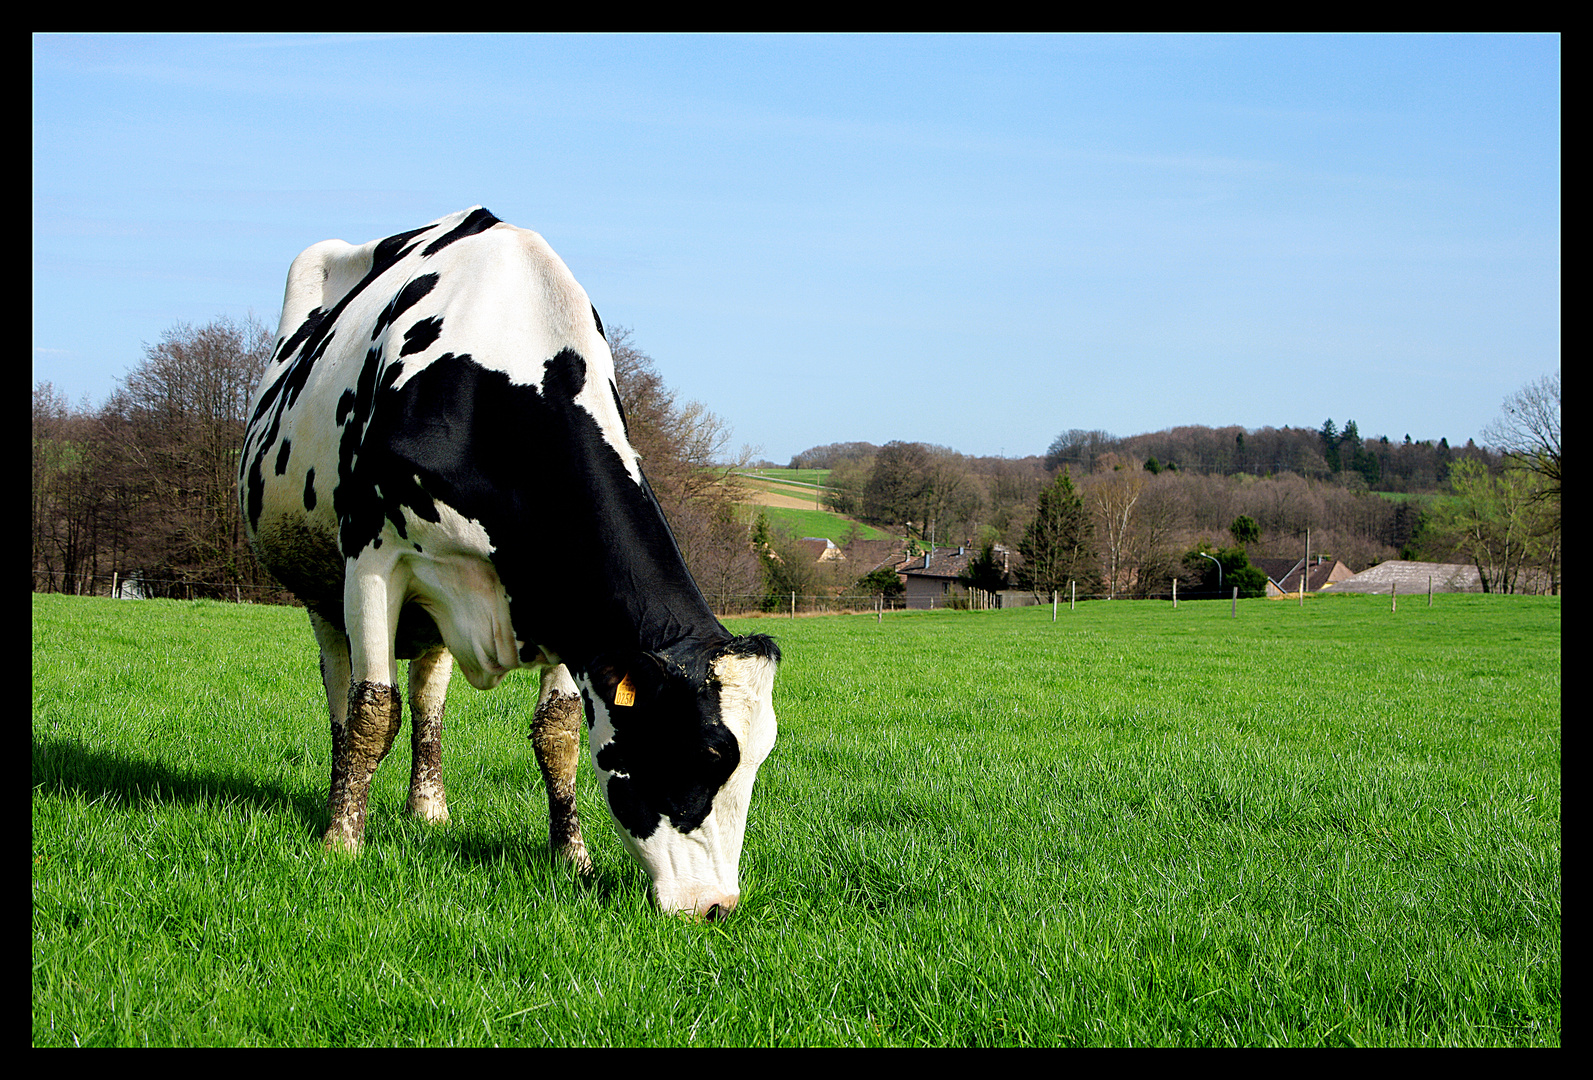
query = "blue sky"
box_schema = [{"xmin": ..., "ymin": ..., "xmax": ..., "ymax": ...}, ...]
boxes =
[{"xmin": 33, "ymin": 34, "xmax": 1559, "ymax": 465}]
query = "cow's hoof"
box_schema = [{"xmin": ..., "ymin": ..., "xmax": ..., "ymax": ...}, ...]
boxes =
[
  {"xmin": 557, "ymin": 840, "xmax": 594, "ymax": 877},
  {"xmin": 406, "ymin": 796, "xmax": 450, "ymax": 825},
  {"xmin": 322, "ymin": 826, "xmax": 362, "ymax": 854}
]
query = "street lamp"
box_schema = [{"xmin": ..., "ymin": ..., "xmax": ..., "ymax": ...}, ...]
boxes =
[{"xmin": 1198, "ymin": 552, "xmax": 1222, "ymax": 598}]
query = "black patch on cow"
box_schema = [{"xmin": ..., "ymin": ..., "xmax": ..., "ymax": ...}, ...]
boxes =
[
  {"xmin": 253, "ymin": 517, "xmax": 343, "ymax": 612},
  {"xmin": 395, "ymin": 601, "xmax": 444, "ymax": 659},
  {"xmin": 591, "ymin": 305, "xmax": 605, "ymax": 339},
  {"xmin": 274, "ymin": 438, "xmax": 293, "ymax": 476},
  {"xmin": 421, "ymin": 207, "xmax": 501, "ymax": 257},
  {"xmin": 373, "ymin": 273, "xmax": 439, "ymax": 341},
  {"xmin": 242, "ymin": 217, "xmax": 442, "ymax": 535},
  {"xmin": 401, "ymin": 316, "xmax": 444, "ymax": 357},
  {"xmin": 542, "ymin": 347, "xmax": 586, "ymax": 401},
  {"xmin": 326, "ymin": 343, "xmax": 731, "ymax": 662},
  {"xmin": 303, "ymin": 467, "xmax": 317, "ymax": 511},
  {"xmin": 590, "ymin": 641, "xmax": 742, "ymax": 838},
  {"xmin": 720, "ymin": 633, "xmax": 782, "ymax": 665}
]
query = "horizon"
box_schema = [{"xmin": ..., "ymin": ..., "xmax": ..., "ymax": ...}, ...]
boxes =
[{"xmin": 771, "ymin": 418, "xmax": 1481, "ymax": 467}]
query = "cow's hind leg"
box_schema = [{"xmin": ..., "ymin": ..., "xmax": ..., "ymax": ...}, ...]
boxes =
[
  {"xmin": 532, "ymin": 664, "xmax": 591, "ymax": 874},
  {"xmin": 310, "ymin": 610, "xmax": 360, "ymax": 849},
  {"xmin": 406, "ymin": 645, "xmax": 452, "ymax": 824},
  {"xmin": 319, "ymin": 563, "xmax": 405, "ymax": 852}
]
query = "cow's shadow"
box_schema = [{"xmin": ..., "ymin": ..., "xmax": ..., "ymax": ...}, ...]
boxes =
[{"xmin": 31, "ymin": 734, "xmax": 627, "ymax": 898}]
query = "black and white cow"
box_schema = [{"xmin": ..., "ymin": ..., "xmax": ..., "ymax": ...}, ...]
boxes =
[{"xmin": 239, "ymin": 207, "xmax": 779, "ymax": 919}]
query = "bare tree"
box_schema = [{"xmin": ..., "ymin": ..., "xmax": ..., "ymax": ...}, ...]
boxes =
[
  {"xmin": 32, "ymin": 383, "xmax": 103, "ymax": 593},
  {"xmin": 606, "ymin": 325, "xmax": 758, "ymax": 599},
  {"xmin": 1425, "ymin": 458, "xmax": 1552, "ymax": 594},
  {"xmin": 1122, "ymin": 472, "xmax": 1188, "ymax": 597},
  {"xmin": 104, "ymin": 316, "xmax": 275, "ymax": 596},
  {"xmin": 1483, "ymin": 371, "xmax": 1561, "ymax": 520},
  {"xmin": 1086, "ymin": 464, "xmax": 1146, "ymax": 598}
]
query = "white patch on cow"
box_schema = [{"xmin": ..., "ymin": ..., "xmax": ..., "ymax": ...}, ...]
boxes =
[
  {"xmin": 713, "ymin": 651, "xmax": 780, "ymax": 773},
  {"xmin": 251, "ymin": 209, "xmax": 643, "ymax": 490},
  {"xmin": 396, "ymin": 498, "xmax": 524, "ymax": 691},
  {"xmin": 380, "ymin": 218, "xmax": 642, "ymax": 487}
]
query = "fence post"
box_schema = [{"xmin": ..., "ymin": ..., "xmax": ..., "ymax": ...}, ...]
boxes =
[
  {"xmin": 790, "ymin": 591, "xmax": 796, "ymax": 618},
  {"xmin": 1172, "ymin": 577, "xmax": 1177, "ymax": 608},
  {"xmin": 1051, "ymin": 590, "xmax": 1057, "ymax": 622},
  {"xmin": 1231, "ymin": 585, "xmax": 1237, "ymax": 618},
  {"xmin": 1391, "ymin": 581, "xmax": 1397, "ymax": 614},
  {"xmin": 1428, "ymin": 575, "xmax": 1433, "ymax": 607},
  {"xmin": 1071, "ymin": 580, "xmax": 1076, "ymax": 611}
]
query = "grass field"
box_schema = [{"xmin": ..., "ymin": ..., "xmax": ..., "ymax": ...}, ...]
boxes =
[
  {"xmin": 741, "ymin": 467, "xmax": 832, "ymax": 490},
  {"xmin": 753, "ymin": 505, "xmax": 892, "ymax": 543},
  {"xmin": 733, "ymin": 467, "xmax": 891, "ymax": 543},
  {"xmin": 32, "ymin": 591, "xmax": 1560, "ymax": 1046}
]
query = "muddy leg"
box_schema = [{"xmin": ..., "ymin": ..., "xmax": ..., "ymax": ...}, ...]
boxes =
[
  {"xmin": 406, "ymin": 646, "xmax": 452, "ymax": 824},
  {"xmin": 532, "ymin": 664, "xmax": 591, "ymax": 874},
  {"xmin": 310, "ymin": 611, "xmax": 356, "ymax": 846},
  {"xmin": 321, "ymin": 559, "xmax": 405, "ymax": 852},
  {"xmin": 323, "ymin": 680, "xmax": 402, "ymax": 851}
]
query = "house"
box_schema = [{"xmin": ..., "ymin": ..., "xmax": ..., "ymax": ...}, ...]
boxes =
[
  {"xmin": 1255, "ymin": 556, "xmax": 1356, "ymax": 598},
  {"xmin": 795, "ymin": 537, "xmax": 845, "ymax": 563},
  {"xmin": 1324, "ymin": 560, "xmax": 1483, "ymax": 594},
  {"xmin": 898, "ymin": 544, "xmax": 1038, "ymax": 609}
]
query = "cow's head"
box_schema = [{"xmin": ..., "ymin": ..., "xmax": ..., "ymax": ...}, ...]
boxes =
[{"xmin": 583, "ymin": 634, "xmax": 780, "ymax": 918}]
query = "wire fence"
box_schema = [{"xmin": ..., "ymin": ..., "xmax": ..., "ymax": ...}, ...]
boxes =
[
  {"xmin": 39, "ymin": 571, "xmax": 1524, "ymax": 618},
  {"xmin": 31, "ymin": 570, "xmax": 1257, "ymax": 617},
  {"xmin": 31, "ymin": 569, "xmax": 298, "ymax": 605}
]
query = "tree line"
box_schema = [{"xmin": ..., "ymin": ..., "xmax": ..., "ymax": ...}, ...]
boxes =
[
  {"xmin": 32, "ymin": 318, "xmax": 762, "ymax": 607},
  {"xmin": 789, "ymin": 380, "xmax": 1561, "ymax": 598},
  {"xmin": 1043, "ymin": 420, "xmax": 1482, "ymax": 493},
  {"xmin": 33, "ymin": 315, "xmax": 1558, "ymax": 605},
  {"xmin": 34, "ymin": 317, "xmax": 282, "ymax": 600}
]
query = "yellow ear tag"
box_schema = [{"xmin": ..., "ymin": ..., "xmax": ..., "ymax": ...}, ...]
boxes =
[{"xmin": 613, "ymin": 673, "xmax": 637, "ymax": 707}]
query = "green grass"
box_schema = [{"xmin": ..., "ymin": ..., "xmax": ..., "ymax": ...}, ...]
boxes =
[
  {"xmin": 733, "ymin": 466, "xmax": 890, "ymax": 542},
  {"xmin": 754, "ymin": 505, "xmax": 891, "ymax": 543},
  {"xmin": 741, "ymin": 467, "xmax": 832, "ymax": 489},
  {"xmin": 33, "ymin": 591, "xmax": 1560, "ymax": 1045}
]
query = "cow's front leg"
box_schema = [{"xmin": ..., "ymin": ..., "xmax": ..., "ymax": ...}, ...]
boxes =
[
  {"xmin": 532, "ymin": 664, "xmax": 592, "ymax": 874},
  {"xmin": 406, "ymin": 645, "xmax": 452, "ymax": 824},
  {"xmin": 321, "ymin": 557, "xmax": 406, "ymax": 852}
]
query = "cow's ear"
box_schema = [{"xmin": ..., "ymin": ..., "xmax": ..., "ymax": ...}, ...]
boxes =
[{"xmin": 588, "ymin": 652, "xmax": 667, "ymax": 708}]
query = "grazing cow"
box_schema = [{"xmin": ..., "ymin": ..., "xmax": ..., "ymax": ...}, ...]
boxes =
[{"xmin": 238, "ymin": 207, "xmax": 779, "ymax": 919}]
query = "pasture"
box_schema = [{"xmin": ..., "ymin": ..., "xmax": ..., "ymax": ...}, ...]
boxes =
[{"xmin": 32, "ymin": 591, "xmax": 1560, "ymax": 1046}]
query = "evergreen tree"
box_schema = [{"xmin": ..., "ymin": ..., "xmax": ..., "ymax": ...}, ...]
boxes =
[
  {"xmin": 958, "ymin": 541, "xmax": 1008, "ymax": 595},
  {"xmin": 1320, "ymin": 418, "xmax": 1342, "ymax": 473},
  {"xmin": 1018, "ymin": 470, "xmax": 1094, "ymax": 599},
  {"xmin": 1229, "ymin": 515, "xmax": 1260, "ymax": 547},
  {"xmin": 1182, "ymin": 543, "xmax": 1268, "ymax": 599}
]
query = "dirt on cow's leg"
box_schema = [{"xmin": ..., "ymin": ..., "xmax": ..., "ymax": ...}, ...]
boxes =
[
  {"xmin": 532, "ymin": 688, "xmax": 592, "ymax": 875},
  {"xmin": 405, "ymin": 647, "xmax": 452, "ymax": 824},
  {"xmin": 324, "ymin": 680, "xmax": 402, "ymax": 852}
]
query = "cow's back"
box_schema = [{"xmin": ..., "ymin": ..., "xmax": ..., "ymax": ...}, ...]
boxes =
[{"xmin": 239, "ymin": 207, "xmax": 638, "ymax": 628}]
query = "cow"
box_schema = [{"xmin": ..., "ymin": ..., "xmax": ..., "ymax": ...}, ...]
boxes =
[{"xmin": 238, "ymin": 207, "xmax": 779, "ymax": 919}]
